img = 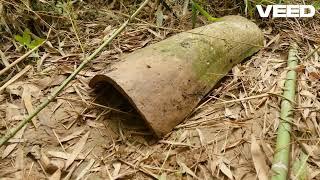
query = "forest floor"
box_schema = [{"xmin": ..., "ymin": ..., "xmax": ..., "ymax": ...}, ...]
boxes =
[{"xmin": 0, "ymin": 1, "xmax": 320, "ymax": 180}]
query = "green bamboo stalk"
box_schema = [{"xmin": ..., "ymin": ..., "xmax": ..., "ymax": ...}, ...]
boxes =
[
  {"xmin": 191, "ymin": 0, "xmax": 219, "ymax": 22},
  {"xmin": 191, "ymin": 1, "xmax": 197, "ymax": 28},
  {"xmin": 0, "ymin": 0, "xmax": 150, "ymax": 147},
  {"xmin": 271, "ymin": 43, "xmax": 299, "ymax": 180}
]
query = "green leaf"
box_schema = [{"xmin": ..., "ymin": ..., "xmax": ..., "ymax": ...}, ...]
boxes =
[
  {"xmin": 28, "ymin": 38, "xmax": 45, "ymax": 49},
  {"xmin": 14, "ymin": 30, "xmax": 30, "ymax": 47},
  {"xmin": 14, "ymin": 28, "xmax": 32, "ymax": 47},
  {"xmin": 14, "ymin": 35, "xmax": 25, "ymax": 45},
  {"xmin": 23, "ymin": 29, "xmax": 32, "ymax": 45},
  {"xmin": 14, "ymin": 28, "xmax": 44, "ymax": 49}
]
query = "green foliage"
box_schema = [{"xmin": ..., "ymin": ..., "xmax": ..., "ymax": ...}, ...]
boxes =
[
  {"xmin": 31, "ymin": 0, "xmax": 79, "ymax": 18},
  {"xmin": 313, "ymin": 1, "xmax": 320, "ymax": 10},
  {"xmin": 31, "ymin": 0, "xmax": 61, "ymax": 14},
  {"xmin": 56, "ymin": 1, "xmax": 76, "ymax": 17},
  {"xmin": 245, "ymin": 0, "xmax": 255, "ymax": 18},
  {"xmin": 14, "ymin": 29, "xmax": 45, "ymax": 49}
]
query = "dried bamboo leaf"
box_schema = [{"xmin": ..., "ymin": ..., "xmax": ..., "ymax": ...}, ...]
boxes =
[
  {"xmin": 251, "ymin": 135, "xmax": 269, "ymax": 180},
  {"xmin": 64, "ymin": 131, "xmax": 90, "ymax": 169}
]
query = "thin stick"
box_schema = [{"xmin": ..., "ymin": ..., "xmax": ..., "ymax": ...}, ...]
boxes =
[
  {"xmin": 0, "ymin": 0, "xmax": 150, "ymax": 147},
  {"xmin": 0, "ymin": 42, "xmax": 43, "ymax": 76},
  {"xmin": 0, "ymin": 65, "xmax": 32, "ymax": 93},
  {"xmin": 303, "ymin": 45, "xmax": 320, "ymax": 60},
  {"xmin": 52, "ymin": 129, "xmax": 66, "ymax": 152},
  {"xmin": 271, "ymin": 43, "xmax": 299, "ymax": 180},
  {"xmin": 175, "ymin": 115, "xmax": 225, "ymax": 129},
  {"xmin": 56, "ymin": 96, "xmax": 135, "ymax": 116},
  {"xmin": 119, "ymin": 159, "xmax": 158, "ymax": 179},
  {"xmin": 69, "ymin": 13, "xmax": 85, "ymax": 54},
  {"xmin": 211, "ymin": 92, "xmax": 279, "ymax": 106},
  {"xmin": 104, "ymin": 164, "xmax": 114, "ymax": 180},
  {"xmin": 159, "ymin": 140, "xmax": 199, "ymax": 148}
]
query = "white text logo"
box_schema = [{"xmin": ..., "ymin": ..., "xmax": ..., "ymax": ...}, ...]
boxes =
[{"xmin": 256, "ymin": 5, "xmax": 315, "ymax": 18}]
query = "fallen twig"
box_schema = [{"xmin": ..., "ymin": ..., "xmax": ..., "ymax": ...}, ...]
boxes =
[
  {"xmin": 0, "ymin": 65, "xmax": 32, "ymax": 93},
  {"xmin": 175, "ymin": 115, "xmax": 224, "ymax": 129},
  {"xmin": 0, "ymin": 42, "xmax": 44, "ymax": 76},
  {"xmin": 211, "ymin": 92, "xmax": 280, "ymax": 106},
  {"xmin": 159, "ymin": 140, "xmax": 199, "ymax": 148},
  {"xmin": 303, "ymin": 45, "xmax": 320, "ymax": 61},
  {"xmin": 56, "ymin": 97, "xmax": 136, "ymax": 116},
  {"xmin": 271, "ymin": 43, "xmax": 299, "ymax": 180},
  {"xmin": 119, "ymin": 159, "xmax": 158, "ymax": 179},
  {"xmin": 0, "ymin": 0, "xmax": 150, "ymax": 147}
]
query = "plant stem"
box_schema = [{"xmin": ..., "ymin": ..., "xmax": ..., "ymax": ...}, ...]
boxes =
[
  {"xmin": 191, "ymin": 0, "xmax": 218, "ymax": 22},
  {"xmin": 271, "ymin": 43, "xmax": 299, "ymax": 180},
  {"xmin": 191, "ymin": 2, "xmax": 197, "ymax": 28},
  {"xmin": 0, "ymin": 0, "xmax": 150, "ymax": 147},
  {"xmin": 0, "ymin": 42, "xmax": 44, "ymax": 76}
]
